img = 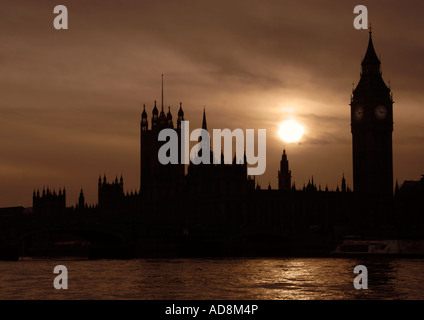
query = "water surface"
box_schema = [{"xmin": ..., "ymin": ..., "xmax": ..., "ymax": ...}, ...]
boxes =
[{"xmin": 1, "ymin": 258, "xmax": 423, "ymax": 299}]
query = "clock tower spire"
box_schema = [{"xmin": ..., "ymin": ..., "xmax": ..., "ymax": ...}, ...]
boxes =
[{"xmin": 350, "ymin": 30, "xmax": 394, "ymax": 196}]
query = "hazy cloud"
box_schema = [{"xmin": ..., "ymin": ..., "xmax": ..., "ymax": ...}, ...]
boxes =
[{"xmin": 0, "ymin": 0, "xmax": 423, "ymax": 206}]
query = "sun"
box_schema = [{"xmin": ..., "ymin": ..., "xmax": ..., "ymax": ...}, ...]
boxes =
[{"xmin": 278, "ymin": 119, "xmax": 305, "ymax": 143}]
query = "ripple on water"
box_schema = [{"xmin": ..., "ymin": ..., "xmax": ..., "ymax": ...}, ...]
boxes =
[{"xmin": 1, "ymin": 258, "xmax": 424, "ymax": 299}]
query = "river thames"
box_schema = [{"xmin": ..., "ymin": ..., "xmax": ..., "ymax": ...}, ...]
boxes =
[{"xmin": 1, "ymin": 258, "xmax": 423, "ymax": 299}]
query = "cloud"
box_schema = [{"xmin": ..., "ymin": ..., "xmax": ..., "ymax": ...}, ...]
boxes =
[{"xmin": 0, "ymin": 0, "xmax": 423, "ymax": 206}]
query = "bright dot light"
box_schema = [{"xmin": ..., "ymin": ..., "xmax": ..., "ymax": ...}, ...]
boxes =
[{"xmin": 278, "ymin": 119, "xmax": 305, "ymax": 143}]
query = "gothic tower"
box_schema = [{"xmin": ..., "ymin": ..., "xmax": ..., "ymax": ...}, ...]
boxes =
[
  {"xmin": 350, "ymin": 30, "xmax": 394, "ymax": 195},
  {"xmin": 278, "ymin": 149, "xmax": 291, "ymax": 191},
  {"xmin": 140, "ymin": 99, "xmax": 185, "ymax": 198}
]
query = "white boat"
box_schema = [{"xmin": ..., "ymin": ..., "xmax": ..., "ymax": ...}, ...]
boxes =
[{"xmin": 332, "ymin": 236, "xmax": 424, "ymax": 256}]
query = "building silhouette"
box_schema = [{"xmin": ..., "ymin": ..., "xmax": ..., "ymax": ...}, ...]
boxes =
[
  {"xmin": 140, "ymin": 101, "xmax": 185, "ymax": 200},
  {"xmin": 32, "ymin": 187, "xmax": 66, "ymax": 220},
  {"xmin": 1, "ymin": 32, "xmax": 423, "ymax": 260},
  {"xmin": 30, "ymin": 32, "xmax": 401, "ymax": 233},
  {"xmin": 350, "ymin": 30, "xmax": 394, "ymax": 195},
  {"xmin": 278, "ymin": 149, "xmax": 292, "ymax": 191}
]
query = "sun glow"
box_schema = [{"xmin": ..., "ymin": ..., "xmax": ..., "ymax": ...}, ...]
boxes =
[{"xmin": 278, "ymin": 119, "xmax": 305, "ymax": 143}]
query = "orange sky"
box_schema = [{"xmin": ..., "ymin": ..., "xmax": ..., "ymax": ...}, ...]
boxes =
[{"xmin": 1, "ymin": 0, "xmax": 423, "ymax": 207}]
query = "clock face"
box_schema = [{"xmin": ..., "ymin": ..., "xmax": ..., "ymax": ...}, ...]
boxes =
[
  {"xmin": 354, "ymin": 106, "xmax": 364, "ymax": 120},
  {"xmin": 375, "ymin": 105, "xmax": 388, "ymax": 120}
]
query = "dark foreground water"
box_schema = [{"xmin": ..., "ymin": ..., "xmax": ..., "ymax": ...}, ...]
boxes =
[{"xmin": 1, "ymin": 258, "xmax": 423, "ymax": 299}]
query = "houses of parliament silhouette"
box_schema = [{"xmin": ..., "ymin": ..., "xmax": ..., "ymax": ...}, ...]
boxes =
[{"xmin": 1, "ymin": 31, "xmax": 423, "ymax": 259}]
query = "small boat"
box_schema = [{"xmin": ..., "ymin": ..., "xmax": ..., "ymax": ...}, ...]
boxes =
[{"xmin": 332, "ymin": 236, "xmax": 424, "ymax": 257}]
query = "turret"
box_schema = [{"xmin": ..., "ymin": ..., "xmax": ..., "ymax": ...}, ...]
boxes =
[
  {"xmin": 141, "ymin": 104, "xmax": 148, "ymax": 131},
  {"xmin": 198, "ymin": 108, "xmax": 210, "ymax": 160},
  {"xmin": 167, "ymin": 106, "xmax": 173, "ymax": 128},
  {"xmin": 278, "ymin": 149, "xmax": 292, "ymax": 191},
  {"xmin": 78, "ymin": 189, "xmax": 85, "ymax": 208},
  {"xmin": 342, "ymin": 173, "xmax": 346, "ymax": 193},
  {"xmin": 152, "ymin": 101, "xmax": 158, "ymax": 129},
  {"xmin": 159, "ymin": 105, "xmax": 166, "ymax": 127},
  {"xmin": 177, "ymin": 102, "xmax": 184, "ymax": 129}
]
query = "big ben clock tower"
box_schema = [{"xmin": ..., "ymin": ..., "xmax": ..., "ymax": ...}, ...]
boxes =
[{"xmin": 350, "ymin": 30, "xmax": 394, "ymax": 196}]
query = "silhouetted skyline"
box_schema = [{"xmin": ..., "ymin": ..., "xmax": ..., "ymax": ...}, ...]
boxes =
[{"xmin": 1, "ymin": 0, "xmax": 424, "ymax": 207}]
